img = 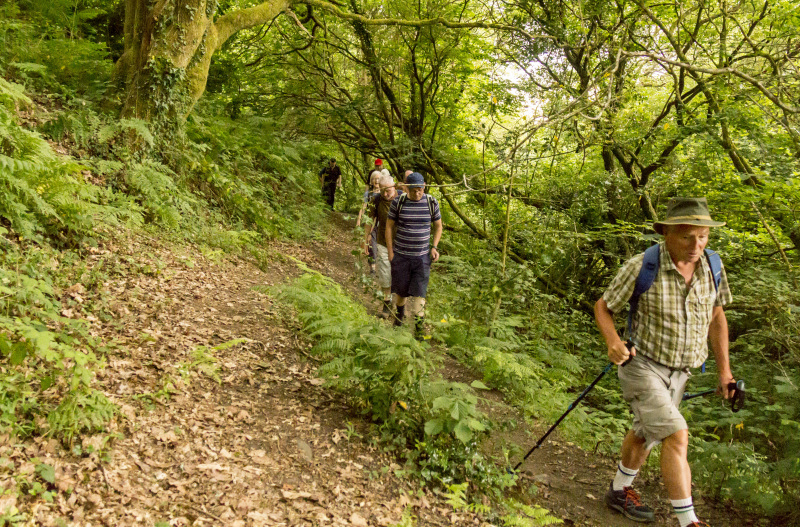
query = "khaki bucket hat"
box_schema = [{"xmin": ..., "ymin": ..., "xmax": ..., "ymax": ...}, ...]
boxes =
[{"xmin": 653, "ymin": 197, "xmax": 726, "ymax": 235}]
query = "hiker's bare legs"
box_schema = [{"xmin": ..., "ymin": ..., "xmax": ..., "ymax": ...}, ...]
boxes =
[
  {"xmin": 394, "ymin": 294, "xmax": 406, "ymax": 307},
  {"xmin": 661, "ymin": 429, "xmax": 691, "ymax": 500},
  {"xmin": 620, "ymin": 430, "xmax": 650, "ymax": 470},
  {"xmin": 406, "ymin": 297, "xmax": 425, "ymax": 318},
  {"xmin": 620, "ymin": 428, "xmax": 690, "ymax": 499}
]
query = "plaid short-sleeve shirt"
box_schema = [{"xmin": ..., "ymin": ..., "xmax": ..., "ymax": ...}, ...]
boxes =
[{"xmin": 602, "ymin": 243, "xmax": 732, "ymax": 369}]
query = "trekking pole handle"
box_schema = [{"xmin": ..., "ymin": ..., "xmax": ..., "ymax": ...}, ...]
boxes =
[
  {"xmin": 620, "ymin": 341, "xmax": 634, "ymax": 367},
  {"xmin": 682, "ymin": 389, "xmax": 715, "ymax": 401},
  {"xmin": 731, "ymin": 379, "xmax": 746, "ymax": 413},
  {"xmin": 682, "ymin": 380, "xmax": 745, "ymax": 412}
]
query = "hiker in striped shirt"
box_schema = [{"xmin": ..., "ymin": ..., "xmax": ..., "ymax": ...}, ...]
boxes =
[{"xmin": 385, "ymin": 172, "xmax": 442, "ymax": 338}]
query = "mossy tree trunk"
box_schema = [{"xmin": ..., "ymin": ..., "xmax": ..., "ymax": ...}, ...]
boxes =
[{"xmin": 113, "ymin": 0, "xmax": 290, "ymax": 123}]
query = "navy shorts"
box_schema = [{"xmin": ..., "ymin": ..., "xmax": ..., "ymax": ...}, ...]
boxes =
[{"xmin": 391, "ymin": 252, "xmax": 431, "ymax": 298}]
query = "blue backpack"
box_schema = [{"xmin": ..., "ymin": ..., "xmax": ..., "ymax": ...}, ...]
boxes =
[{"xmin": 627, "ymin": 245, "xmax": 722, "ymax": 371}]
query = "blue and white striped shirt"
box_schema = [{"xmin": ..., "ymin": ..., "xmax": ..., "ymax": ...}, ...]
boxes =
[{"xmin": 387, "ymin": 194, "xmax": 441, "ymax": 257}]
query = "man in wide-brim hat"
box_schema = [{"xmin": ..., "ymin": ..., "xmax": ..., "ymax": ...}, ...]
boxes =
[
  {"xmin": 593, "ymin": 197, "xmax": 736, "ymax": 527},
  {"xmin": 652, "ymin": 197, "xmax": 726, "ymax": 234}
]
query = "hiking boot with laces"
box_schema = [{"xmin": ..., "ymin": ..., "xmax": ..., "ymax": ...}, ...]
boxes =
[{"xmin": 604, "ymin": 484, "xmax": 655, "ymax": 523}]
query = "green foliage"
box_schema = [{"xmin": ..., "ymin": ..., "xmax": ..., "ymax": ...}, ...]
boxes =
[
  {"xmin": 123, "ymin": 160, "xmax": 187, "ymax": 228},
  {"xmin": 443, "ymin": 483, "xmax": 562, "ymax": 525},
  {"xmin": 276, "ymin": 271, "xmax": 436, "ymax": 426},
  {"xmin": 0, "ymin": 243, "xmax": 115, "ymax": 444},
  {"xmin": 178, "ymin": 339, "xmax": 245, "ymax": 384},
  {"xmin": 276, "ymin": 271, "xmax": 510, "ymax": 493},
  {"xmin": 423, "ymin": 380, "xmax": 488, "ymax": 443},
  {"xmin": 500, "ymin": 499, "xmax": 563, "ymax": 526},
  {"xmin": 46, "ymin": 390, "xmax": 115, "ymax": 444},
  {"xmin": 389, "ymin": 506, "xmax": 416, "ymax": 527},
  {"xmin": 431, "ymin": 243, "xmax": 629, "ymax": 455},
  {"xmin": 181, "ymin": 109, "xmax": 328, "ymax": 241},
  {"xmin": 1, "ymin": 2, "xmax": 111, "ymax": 98},
  {"xmin": 0, "ymin": 79, "xmax": 142, "ymax": 243}
]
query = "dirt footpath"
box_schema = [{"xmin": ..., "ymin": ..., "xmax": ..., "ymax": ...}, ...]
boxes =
[{"xmin": 12, "ymin": 212, "xmax": 758, "ymax": 526}]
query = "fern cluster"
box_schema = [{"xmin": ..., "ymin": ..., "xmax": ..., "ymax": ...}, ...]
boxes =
[
  {"xmin": 0, "ymin": 243, "xmax": 114, "ymax": 443},
  {"xmin": 431, "ymin": 246, "xmax": 630, "ymax": 455},
  {"xmin": 276, "ymin": 272, "xmax": 506, "ymax": 486},
  {"xmin": 0, "ymin": 79, "xmax": 143, "ymax": 243},
  {"xmin": 277, "ymin": 272, "xmax": 436, "ymax": 426},
  {"xmin": 443, "ymin": 482, "xmax": 562, "ymax": 526}
]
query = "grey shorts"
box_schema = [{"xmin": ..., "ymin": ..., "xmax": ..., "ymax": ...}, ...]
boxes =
[
  {"xmin": 374, "ymin": 243, "xmax": 391, "ymax": 289},
  {"xmin": 618, "ymin": 355, "xmax": 691, "ymax": 450}
]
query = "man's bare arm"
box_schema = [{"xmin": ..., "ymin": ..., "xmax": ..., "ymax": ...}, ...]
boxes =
[
  {"xmin": 594, "ymin": 298, "xmax": 633, "ymax": 365},
  {"xmin": 709, "ymin": 306, "xmax": 735, "ymax": 399},
  {"xmin": 431, "ymin": 219, "xmax": 442, "ymax": 246},
  {"xmin": 430, "ymin": 219, "xmax": 443, "ymax": 262}
]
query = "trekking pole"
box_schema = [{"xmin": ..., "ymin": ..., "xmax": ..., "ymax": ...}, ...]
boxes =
[
  {"xmin": 511, "ymin": 343, "xmax": 637, "ymax": 472},
  {"xmin": 683, "ymin": 380, "xmax": 746, "ymax": 412},
  {"xmin": 513, "ymin": 342, "xmax": 633, "ymax": 472},
  {"xmin": 511, "ymin": 361, "xmax": 613, "ymax": 471}
]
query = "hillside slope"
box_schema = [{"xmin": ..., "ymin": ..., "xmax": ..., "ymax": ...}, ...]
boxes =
[{"xmin": 1, "ymin": 213, "xmax": 757, "ymax": 526}]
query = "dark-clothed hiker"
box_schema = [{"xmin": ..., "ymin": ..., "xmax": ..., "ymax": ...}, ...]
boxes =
[
  {"xmin": 594, "ymin": 197, "xmax": 735, "ymax": 527},
  {"xmin": 319, "ymin": 158, "xmax": 341, "ymax": 209},
  {"xmin": 385, "ymin": 172, "xmax": 442, "ymax": 338}
]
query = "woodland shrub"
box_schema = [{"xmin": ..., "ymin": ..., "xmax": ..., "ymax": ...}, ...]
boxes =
[
  {"xmin": 429, "ymin": 242, "xmax": 630, "ymax": 455},
  {"xmin": 0, "ymin": 78, "xmax": 143, "ymax": 243},
  {"xmin": 0, "ymin": 243, "xmax": 115, "ymax": 444},
  {"xmin": 0, "ymin": 2, "xmax": 111, "ymax": 100},
  {"xmin": 274, "ymin": 271, "xmax": 516, "ymax": 495},
  {"xmin": 181, "ymin": 108, "xmax": 328, "ymax": 241}
]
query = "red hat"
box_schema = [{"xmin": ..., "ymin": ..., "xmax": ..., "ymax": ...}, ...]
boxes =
[{"xmin": 375, "ymin": 159, "xmax": 383, "ymax": 166}]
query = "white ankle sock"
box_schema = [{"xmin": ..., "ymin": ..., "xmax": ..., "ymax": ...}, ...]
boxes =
[
  {"xmin": 612, "ymin": 462, "xmax": 638, "ymax": 491},
  {"xmin": 671, "ymin": 497, "xmax": 698, "ymax": 527}
]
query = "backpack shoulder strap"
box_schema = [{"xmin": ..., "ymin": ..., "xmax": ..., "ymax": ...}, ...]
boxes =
[
  {"xmin": 704, "ymin": 248, "xmax": 722, "ymax": 291},
  {"xmin": 627, "ymin": 244, "xmax": 661, "ymax": 337},
  {"xmin": 396, "ymin": 193, "xmax": 408, "ymax": 218},
  {"xmin": 701, "ymin": 248, "xmax": 723, "ymax": 374},
  {"xmin": 425, "ymin": 194, "xmax": 434, "ymax": 220}
]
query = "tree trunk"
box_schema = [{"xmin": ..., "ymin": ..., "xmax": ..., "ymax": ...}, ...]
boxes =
[{"xmin": 113, "ymin": 0, "xmax": 290, "ymax": 124}]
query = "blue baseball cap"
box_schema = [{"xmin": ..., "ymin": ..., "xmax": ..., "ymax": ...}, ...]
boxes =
[{"xmin": 405, "ymin": 172, "xmax": 425, "ymax": 187}]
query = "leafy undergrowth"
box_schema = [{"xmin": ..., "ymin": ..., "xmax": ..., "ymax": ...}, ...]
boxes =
[
  {"xmin": 423, "ymin": 236, "xmax": 800, "ymax": 521},
  {"xmin": 276, "ymin": 270, "xmax": 563, "ymax": 526}
]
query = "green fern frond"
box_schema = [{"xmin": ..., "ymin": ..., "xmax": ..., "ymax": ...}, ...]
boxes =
[
  {"xmin": 0, "ymin": 77, "xmax": 31, "ymax": 108},
  {"xmin": 501, "ymin": 499, "xmax": 563, "ymax": 526}
]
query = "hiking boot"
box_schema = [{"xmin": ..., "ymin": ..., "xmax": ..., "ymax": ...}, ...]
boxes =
[
  {"xmin": 604, "ymin": 484, "xmax": 655, "ymax": 523},
  {"xmin": 393, "ymin": 305, "xmax": 405, "ymax": 327}
]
